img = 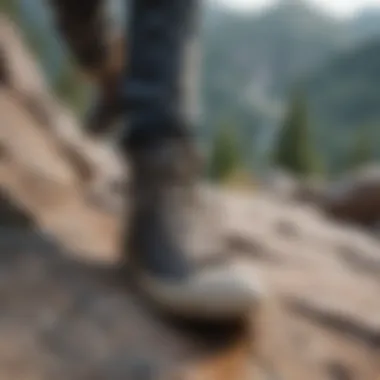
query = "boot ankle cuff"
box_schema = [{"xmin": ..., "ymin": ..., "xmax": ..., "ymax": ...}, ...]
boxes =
[{"xmin": 123, "ymin": 121, "xmax": 194, "ymax": 152}]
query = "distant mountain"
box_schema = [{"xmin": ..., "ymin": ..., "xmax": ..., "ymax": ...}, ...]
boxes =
[
  {"xmin": 350, "ymin": 7, "xmax": 380, "ymax": 42},
  {"xmin": 201, "ymin": 0, "xmax": 351, "ymax": 154},
  {"xmin": 201, "ymin": 0, "xmax": 380, "ymax": 166},
  {"xmin": 308, "ymin": 39, "xmax": 380, "ymax": 129},
  {"xmin": 305, "ymin": 38, "xmax": 380, "ymax": 172}
]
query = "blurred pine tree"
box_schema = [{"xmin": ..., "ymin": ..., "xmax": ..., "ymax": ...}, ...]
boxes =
[
  {"xmin": 208, "ymin": 119, "xmax": 243, "ymax": 183},
  {"xmin": 273, "ymin": 90, "xmax": 323, "ymax": 177}
]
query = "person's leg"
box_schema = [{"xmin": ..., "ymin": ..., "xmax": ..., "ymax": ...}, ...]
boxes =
[
  {"xmin": 123, "ymin": 0, "xmax": 262, "ymax": 320},
  {"xmin": 48, "ymin": 0, "xmax": 262, "ymax": 320},
  {"xmin": 123, "ymin": 0, "xmax": 197, "ymax": 147},
  {"xmin": 47, "ymin": 0, "xmax": 124, "ymax": 134}
]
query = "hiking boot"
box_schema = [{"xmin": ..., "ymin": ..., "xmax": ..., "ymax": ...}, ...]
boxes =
[
  {"xmin": 121, "ymin": 0, "xmax": 263, "ymax": 320},
  {"xmin": 125, "ymin": 137, "xmax": 263, "ymax": 320}
]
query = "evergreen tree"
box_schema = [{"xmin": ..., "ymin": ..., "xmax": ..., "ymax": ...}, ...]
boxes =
[
  {"xmin": 208, "ymin": 120, "xmax": 242, "ymax": 183},
  {"xmin": 273, "ymin": 91, "xmax": 322, "ymax": 177}
]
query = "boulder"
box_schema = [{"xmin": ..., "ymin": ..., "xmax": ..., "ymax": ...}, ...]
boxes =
[
  {"xmin": 314, "ymin": 165, "xmax": 380, "ymax": 226},
  {"xmin": 0, "ymin": 15, "xmax": 126, "ymax": 212}
]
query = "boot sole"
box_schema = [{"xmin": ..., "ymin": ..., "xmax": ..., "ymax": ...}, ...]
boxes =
[{"xmin": 136, "ymin": 264, "xmax": 265, "ymax": 321}]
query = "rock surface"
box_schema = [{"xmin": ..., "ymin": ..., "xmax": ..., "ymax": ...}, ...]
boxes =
[
  {"xmin": 0, "ymin": 15, "xmax": 126, "ymax": 214},
  {"xmin": 1, "ymin": 14, "xmax": 380, "ymax": 380},
  {"xmin": 264, "ymin": 166, "xmax": 380, "ymax": 228},
  {"xmin": 1, "ymin": 192, "xmax": 380, "ymax": 379},
  {"xmin": 318, "ymin": 165, "xmax": 380, "ymax": 226}
]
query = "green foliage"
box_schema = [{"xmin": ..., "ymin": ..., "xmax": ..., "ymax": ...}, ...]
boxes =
[
  {"xmin": 346, "ymin": 125, "xmax": 374, "ymax": 171},
  {"xmin": 273, "ymin": 92, "xmax": 322, "ymax": 177},
  {"xmin": 0, "ymin": 0, "xmax": 21, "ymax": 22},
  {"xmin": 208, "ymin": 120, "xmax": 243, "ymax": 183}
]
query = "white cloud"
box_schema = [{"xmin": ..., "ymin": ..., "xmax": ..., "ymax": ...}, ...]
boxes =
[
  {"xmin": 311, "ymin": 0, "xmax": 380, "ymax": 16},
  {"xmin": 217, "ymin": 0, "xmax": 380, "ymax": 17}
]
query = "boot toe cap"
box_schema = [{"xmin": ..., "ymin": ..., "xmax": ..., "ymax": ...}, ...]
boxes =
[{"xmin": 140, "ymin": 264, "xmax": 266, "ymax": 320}]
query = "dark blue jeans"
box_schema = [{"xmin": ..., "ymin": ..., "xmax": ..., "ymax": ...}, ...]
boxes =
[{"xmin": 125, "ymin": 0, "xmax": 199, "ymax": 148}]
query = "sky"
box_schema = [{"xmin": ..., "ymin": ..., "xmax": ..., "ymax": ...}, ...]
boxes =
[{"xmin": 218, "ymin": 0, "xmax": 380, "ymax": 18}]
